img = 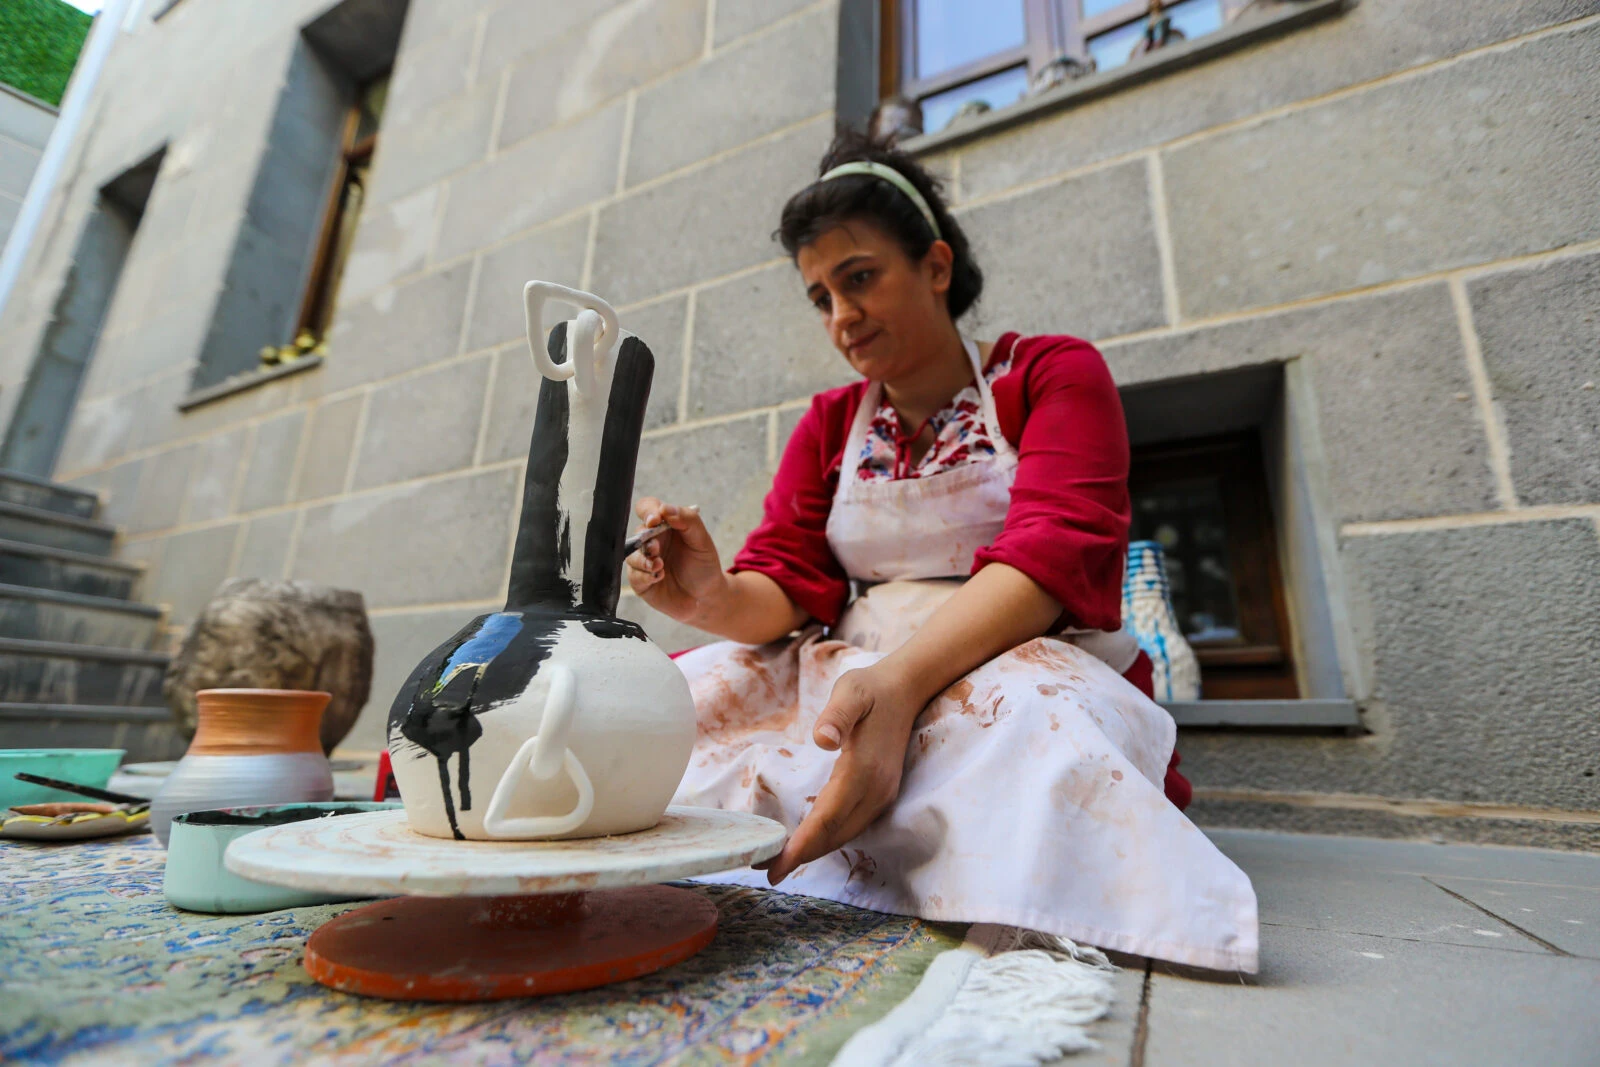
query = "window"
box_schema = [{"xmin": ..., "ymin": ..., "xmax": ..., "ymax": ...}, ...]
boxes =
[
  {"xmin": 1129, "ymin": 432, "xmax": 1299, "ymax": 700},
  {"xmin": 881, "ymin": 0, "xmax": 1248, "ymax": 136},
  {"xmin": 292, "ymin": 73, "xmax": 387, "ymax": 356}
]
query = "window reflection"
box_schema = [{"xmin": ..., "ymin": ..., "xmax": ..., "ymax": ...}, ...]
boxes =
[
  {"xmin": 915, "ymin": 0, "xmax": 1027, "ymax": 79},
  {"xmin": 919, "ymin": 65, "xmax": 1031, "ymax": 134},
  {"xmin": 1131, "ymin": 478, "xmax": 1241, "ymax": 644},
  {"xmin": 1087, "ymin": 0, "xmax": 1224, "ymax": 72}
]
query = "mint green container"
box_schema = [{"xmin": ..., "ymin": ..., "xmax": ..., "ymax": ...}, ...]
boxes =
[
  {"xmin": 0, "ymin": 749, "xmax": 124, "ymax": 808},
  {"xmin": 164, "ymin": 802, "xmax": 400, "ymax": 914}
]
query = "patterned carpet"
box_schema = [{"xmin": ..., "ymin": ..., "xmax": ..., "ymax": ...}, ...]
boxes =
[{"xmin": 1, "ymin": 834, "xmax": 964, "ymax": 1066}]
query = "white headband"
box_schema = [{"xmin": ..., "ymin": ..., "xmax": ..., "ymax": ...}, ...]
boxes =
[{"xmin": 818, "ymin": 161, "xmax": 943, "ymax": 241}]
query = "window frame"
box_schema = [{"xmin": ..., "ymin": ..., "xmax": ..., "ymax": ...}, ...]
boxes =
[
  {"xmin": 1128, "ymin": 430, "xmax": 1300, "ymax": 701},
  {"xmin": 883, "ymin": 0, "xmax": 1235, "ymax": 133},
  {"xmin": 294, "ymin": 74, "xmax": 385, "ymax": 345}
]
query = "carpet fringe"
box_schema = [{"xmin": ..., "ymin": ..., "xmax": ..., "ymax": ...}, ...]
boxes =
[{"xmin": 830, "ymin": 926, "xmax": 1117, "ymax": 1067}]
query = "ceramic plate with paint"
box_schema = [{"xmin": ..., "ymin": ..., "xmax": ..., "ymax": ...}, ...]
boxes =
[
  {"xmin": 1, "ymin": 802, "xmax": 148, "ymax": 841},
  {"xmin": 163, "ymin": 801, "xmax": 399, "ymax": 914}
]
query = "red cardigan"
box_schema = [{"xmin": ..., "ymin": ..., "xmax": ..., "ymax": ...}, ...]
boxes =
[{"xmin": 732, "ymin": 333, "xmax": 1132, "ymax": 631}]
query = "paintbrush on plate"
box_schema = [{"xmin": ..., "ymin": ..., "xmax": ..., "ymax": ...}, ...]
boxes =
[{"xmin": 13, "ymin": 772, "xmax": 151, "ymax": 810}]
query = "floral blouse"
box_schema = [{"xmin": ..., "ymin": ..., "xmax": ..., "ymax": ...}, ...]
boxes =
[{"xmin": 856, "ymin": 351, "xmax": 1014, "ymax": 481}]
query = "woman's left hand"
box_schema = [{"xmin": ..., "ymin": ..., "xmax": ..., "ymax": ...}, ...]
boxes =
[{"xmin": 760, "ymin": 663, "xmax": 923, "ymax": 884}]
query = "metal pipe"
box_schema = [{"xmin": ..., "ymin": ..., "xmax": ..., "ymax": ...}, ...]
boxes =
[{"xmin": 0, "ymin": 0, "xmax": 135, "ymax": 325}]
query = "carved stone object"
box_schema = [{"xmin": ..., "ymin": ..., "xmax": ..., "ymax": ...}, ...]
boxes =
[
  {"xmin": 164, "ymin": 579, "xmax": 374, "ymax": 754},
  {"xmin": 387, "ymin": 283, "xmax": 697, "ymax": 842}
]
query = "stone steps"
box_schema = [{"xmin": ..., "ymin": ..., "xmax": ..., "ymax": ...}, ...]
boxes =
[
  {"xmin": 0, "ymin": 469, "xmax": 100, "ymax": 520},
  {"xmin": 0, "ymin": 538, "xmax": 142, "ymax": 600},
  {"xmin": 0, "ymin": 500, "xmax": 117, "ymax": 557},
  {"xmin": 0, "ymin": 636, "xmax": 167, "ymax": 708},
  {"xmin": 0, "ymin": 701, "xmax": 186, "ymax": 762},
  {"xmin": 0, "ymin": 582, "xmax": 163, "ymax": 650}
]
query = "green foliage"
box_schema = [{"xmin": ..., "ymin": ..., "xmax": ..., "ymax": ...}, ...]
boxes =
[{"xmin": 0, "ymin": 0, "xmax": 93, "ymax": 108}]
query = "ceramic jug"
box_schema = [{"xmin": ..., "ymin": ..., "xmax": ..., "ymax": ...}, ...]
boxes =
[{"xmin": 386, "ymin": 283, "xmax": 697, "ymax": 841}]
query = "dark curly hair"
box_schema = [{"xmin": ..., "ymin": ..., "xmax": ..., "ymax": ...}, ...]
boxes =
[{"xmin": 776, "ymin": 128, "xmax": 983, "ymax": 320}]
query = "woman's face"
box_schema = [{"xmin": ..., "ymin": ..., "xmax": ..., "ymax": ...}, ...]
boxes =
[{"xmin": 796, "ymin": 220, "xmax": 954, "ymax": 383}]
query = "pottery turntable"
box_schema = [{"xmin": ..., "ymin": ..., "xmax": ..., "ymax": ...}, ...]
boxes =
[{"xmin": 225, "ymin": 284, "xmax": 786, "ymax": 1001}]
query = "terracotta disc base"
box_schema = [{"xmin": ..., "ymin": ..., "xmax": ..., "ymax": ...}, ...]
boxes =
[{"xmin": 304, "ymin": 885, "xmax": 718, "ymax": 1001}]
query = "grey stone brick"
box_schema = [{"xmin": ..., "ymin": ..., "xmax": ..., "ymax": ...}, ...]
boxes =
[
  {"xmin": 1165, "ymin": 22, "xmax": 1600, "ymax": 318},
  {"xmin": 626, "ymin": 7, "xmax": 834, "ymax": 187},
  {"xmin": 615, "ymin": 592, "xmax": 717, "ymax": 655},
  {"xmin": 54, "ymin": 392, "xmax": 137, "ymax": 475},
  {"xmin": 99, "ymin": 459, "xmax": 144, "ymax": 532},
  {"xmin": 498, "ymin": 0, "xmax": 705, "ymax": 148},
  {"xmin": 689, "ymin": 261, "xmax": 851, "ymax": 417},
  {"xmin": 152, "ymin": 522, "xmax": 241, "ymax": 627},
  {"xmin": 960, "ymin": 159, "xmax": 1167, "ymax": 341},
  {"xmin": 237, "ymin": 410, "xmax": 307, "ymax": 513},
  {"xmin": 0, "ymin": 91, "xmax": 55, "ymax": 148},
  {"xmin": 384, "ymin": 20, "xmax": 477, "ymax": 128},
  {"xmin": 624, "ymin": 295, "xmax": 689, "ymax": 432},
  {"xmin": 336, "ymin": 184, "xmax": 442, "ymax": 305},
  {"xmin": 293, "ymin": 394, "xmax": 363, "ymax": 502},
  {"xmin": 399, "ymin": 0, "xmax": 500, "ymax": 55},
  {"xmin": 319, "ymin": 263, "xmax": 473, "ymax": 393},
  {"xmin": 955, "ymin": 0, "xmax": 1600, "ymax": 203},
  {"xmin": 634, "ymin": 414, "xmax": 772, "ymax": 557},
  {"xmin": 714, "ymin": 0, "xmax": 817, "ymax": 46},
  {"xmin": 1104, "ymin": 285, "xmax": 1498, "ymax": 523},
  {"xmin": 1342, "ymin": 519, "xmax": 1600, "ymax": 810},
  {"xmin": 234, "ymin": 509, "xmax": 297, "ymax": 581},
  {"xmin": 476, "ymin": 0, "xmax": 619, "ymax": 79},
  {"xmin": 291, "ymin": 467, "xmax": 520, "ymax": 609},
  {"xmin": 433, "ymin": 98, "xmax": 627, "ymax": 263},
  {"xmin": 128, "ymin": 444, "xmax": 195, "ymax": 535},
  {"xmin": 0, "ymin": 137, "xmax": 41, "ymax": 199},
  {"xmin": 590, "ymin": 117, "xmax": 829, "ymax": 306},
  {"xmin": 351, "ymin": 356, "xmax": 491, "ymax": 490},
  {"xmin": 1468, "ymin": 252, "xmax": 1600, "ymax": 506},
  {"xmin": 479, "ymin": 344, "xmax": 538, "ymax": 466},
  {"xmin": 464, "ymin": 215, "xmax": 591, "ymax": 353},
  {"xmin": 347, "ymin": 605, "xmax": 486, "ymax": 750},
  {"xmin": 776, "ymin": 405, "xmax": 807, "ymax": 457},
  {"xmin": 182, "ymin": 427, "xmax": 248, "ymax": 523},
  {"xmin": 366, "ymin": 76, "xmax": 498, "ymax": 207}
]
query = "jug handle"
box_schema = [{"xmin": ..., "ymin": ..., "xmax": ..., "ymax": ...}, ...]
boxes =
[
  {"xmin": 523, "ymin": 281, "xmax": 619, "ymax": 396},
  {"xmin": 481, "ymin": 663, "xmax": 596, "ymax": 838}
]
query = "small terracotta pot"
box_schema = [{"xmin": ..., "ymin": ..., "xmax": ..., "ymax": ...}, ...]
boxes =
[{"xmin": 150, "ymin": 689, "xmax": 336, "ymax": 846}]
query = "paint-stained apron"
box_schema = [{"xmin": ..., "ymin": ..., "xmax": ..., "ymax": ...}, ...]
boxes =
[{"xmin": 672, "ymin": 341, "xmax": 1259, "ymax": 972}]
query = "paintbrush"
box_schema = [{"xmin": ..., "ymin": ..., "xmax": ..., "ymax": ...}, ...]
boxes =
[
  {"xmin": 623, "ymin": 506, "xmax": 699, "ymax": 556},
  {"xmin": 13, "ymin": 772, "xmax": 150, "ymax": 809}
]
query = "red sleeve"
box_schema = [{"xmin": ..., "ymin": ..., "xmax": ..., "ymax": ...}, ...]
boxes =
[
  {"xmin": 974, "ymin": 334, "xmax": 1130, "ymax": 633},
  {"xmin": 730, "ymin": 387, "xmax": 860, "ymax": 626}
]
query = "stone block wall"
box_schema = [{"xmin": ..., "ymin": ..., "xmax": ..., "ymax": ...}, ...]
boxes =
[
  {"xmin": 0, "ymin": 0, "xmax": 1595, "ymax": 845},
  {"xmin": 0, "ymin": 85, "xmax": 55, "ymax": 253}
]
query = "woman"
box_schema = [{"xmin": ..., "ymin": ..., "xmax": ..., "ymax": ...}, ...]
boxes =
[{"xmin": 629, "ymin": 132, "xmax": 1257, "ymax": 973}]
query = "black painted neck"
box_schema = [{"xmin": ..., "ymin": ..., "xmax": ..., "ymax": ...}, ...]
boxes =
[{"xmin": 505, "ymin": 324, "xmax": 655, "ymax": 617}]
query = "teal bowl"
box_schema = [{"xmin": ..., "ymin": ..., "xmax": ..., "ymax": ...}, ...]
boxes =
[
  {"xmin": 0, "ymin": 749, "xmax": 124, "ymax": 808},
  {"xmin": 164, "ymin": 802, "xmax": 399, "ymax": 914}
]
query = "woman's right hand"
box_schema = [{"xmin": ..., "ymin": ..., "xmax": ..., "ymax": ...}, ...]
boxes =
[{"xmin": 627, "ymin": 499, "xmax": 728, "ymax": 625}]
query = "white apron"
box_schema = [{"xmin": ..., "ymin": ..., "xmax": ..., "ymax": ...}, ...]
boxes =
[{"xmin": 672, "ymin": 341, "xmax": 1259, "ymax": 972}]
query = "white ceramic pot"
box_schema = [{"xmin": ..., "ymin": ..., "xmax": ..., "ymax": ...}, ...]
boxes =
[
  {"xmin": 387, "ymin": 284, "xmax": 696, "ymax": 841},
  {"xmin": 150, "ymin": 689, "xmax": 336, "ymax": 846}
]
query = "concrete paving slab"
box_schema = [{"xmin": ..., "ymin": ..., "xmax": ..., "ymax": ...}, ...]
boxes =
[
  {"xmin": 1071, "ymin": 957, "xmax": 1148, "ymax": 1067},
  {"xmin": 1145, "ymin": 923, "xmax": 1600, "ymax": 1067},
  {"xmin": 1432, "ymin": 877, "xmax": 1600, "ymax": 960},
  {"xmin": 1211, "ymin": 828, "xmax": 1600, "ymax": 886},
  {"xmin": 1209, "ymin": 832, "xmax": 1545, "ymax": 953}
]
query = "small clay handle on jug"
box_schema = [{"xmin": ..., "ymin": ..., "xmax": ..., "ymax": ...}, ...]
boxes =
[
  {"xmin": 523, "ymin": 281, "xmax": 619, "ymax": 396},
  {"xmin": 481, "ymin": 663, "xmax": 596, "ymax": 838}
]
